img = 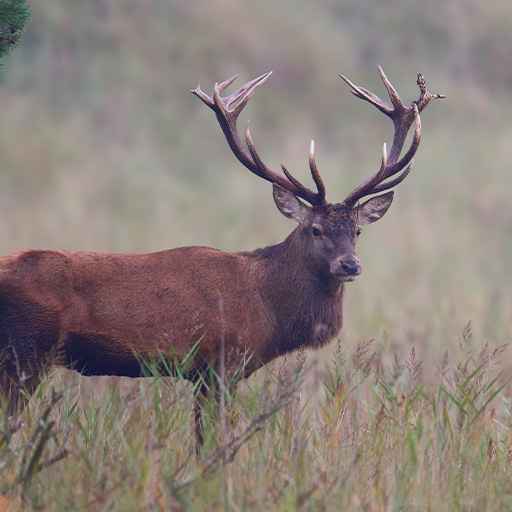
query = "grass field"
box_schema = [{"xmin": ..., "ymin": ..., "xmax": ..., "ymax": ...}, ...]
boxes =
[
  {"xmin": 2, "ymin": 332, "xmax": 512, "ymax": 510},
  {"xmin": 0, "ymin": 1, "xmax": 511, "ymax": 510}
]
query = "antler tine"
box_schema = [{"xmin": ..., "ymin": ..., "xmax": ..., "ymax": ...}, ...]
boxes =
[
  {"xmin": 191, "ymin": 71, "xmax": 272, "ymax": 115},
  {"xmin": 377, "ymin": 65, "xmax": 405, "ymax": 112},
  {"xmin": 191, "ymin": 84, "xmax": 215, "ymax": 109},
  {"xmin": 217, "ymin": 74, "xmax": 239, "ymax": 93},
  {"xmin": 193, "ymin": 72, "xmax": 327, "ymax": 206},
  {"xmin": 385, "ymin": 104, "xmax": 421, "ymax": 175},
  {"xmin": 308, "ymin": 140, "xmax": 326, "ymax": 203},
  {"xmin": 341, "ymin": 68, "xmax": 440, "ymax": 206},
  {"xmin": 415, "ymin": 72, "xmax": 446, "ymax": 112},
  {"xmin": 343, "ymin": 143, "xmax": 389, "ymax": 205},
  {"xmin": 226, "ymin": 72, "xmax": 272, "ymax": 116},
  {"xmin": 244, "ymin": 127, "xmax": 323, "ymax": 205},
  {"xmin": 281, "ymin": 164, "xmax": 307, "ymax": 191},
  {"xmin": 279, "ymin": 140, "xmax": 327, "ymax": 204},
  {"xmin": 370, "ymin": 163, "xmax": 413, "ymax": 195},
  {"xmin": 244, "ymin": 126, "xmax": 279, "ymax": 182},
  {"xmin": 338, "ymin": 73, "xmax": 392, "ymax": 117}
]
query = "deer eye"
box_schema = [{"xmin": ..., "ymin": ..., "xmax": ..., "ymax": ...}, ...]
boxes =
[
  {"xmin": 312, "ymin": 225, "xmax": 323, "ymax": 237},
  {"xmin": 356, "ymin": 227, "xmax": 362, "ymax": 237}
]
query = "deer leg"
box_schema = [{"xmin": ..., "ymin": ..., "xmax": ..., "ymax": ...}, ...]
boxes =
[
  {"xmin": 0, "ymin": 348, "xmax": 43, "ymax": 418},
  {"xmin": 192, "ymin": 366, "xmax": 222, "ymax": 453},
  {"xmin": 192, "ymin": 363, "xmax": 242, "ymax": 454},
  {"xmin": 0, "ymin": 297, "xmax": 60, "ymax": 419},
  {"xmin": 193, "ymin": 379, "xmax": 209, "ymax": 452},
  {"xmin": 0, "ymin": 369, "xmax": 21, "ymax": 417}
]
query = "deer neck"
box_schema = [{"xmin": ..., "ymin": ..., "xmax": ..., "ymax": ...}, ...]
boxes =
[{"xmin": 253, "ymin": 228, "xmax": 345, "ymax": 358}]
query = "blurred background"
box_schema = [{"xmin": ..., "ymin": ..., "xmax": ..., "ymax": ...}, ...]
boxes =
[{"xmin": 0, "ymin": 0, "xmax": 510, "ymax": 366}]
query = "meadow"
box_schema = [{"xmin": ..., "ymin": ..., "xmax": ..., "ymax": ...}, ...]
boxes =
[{"xmin": 1, "ymin": 1, "xmax": 511, "ymax": 510}]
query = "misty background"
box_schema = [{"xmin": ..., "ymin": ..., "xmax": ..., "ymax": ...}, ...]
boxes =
[{"xmin": 0, "ymin": 1, "xmax": 510, "ymax": 363}]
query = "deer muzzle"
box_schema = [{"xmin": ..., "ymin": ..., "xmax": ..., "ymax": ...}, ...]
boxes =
[{"xmin": 330, "ymin": 255, "xmax": 362, "ymax": 281}]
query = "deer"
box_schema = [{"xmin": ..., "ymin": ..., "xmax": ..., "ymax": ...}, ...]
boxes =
[{"xmin": 0, "ymin": 67, "xmax": 443, "ymax": 447}]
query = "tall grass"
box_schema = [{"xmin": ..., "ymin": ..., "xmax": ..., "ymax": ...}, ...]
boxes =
[{"xmin": 0, "ymin": 332, "xmax": 510, "ymax": 510}]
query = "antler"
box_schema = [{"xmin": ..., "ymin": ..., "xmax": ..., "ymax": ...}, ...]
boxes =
[
  {"xmin": 191, "ymin": 72, "xmax": 326, "ymax": 206},
  {"xmin": 339, "ymin": 67, "xmax": 445, "ymax": 206}
]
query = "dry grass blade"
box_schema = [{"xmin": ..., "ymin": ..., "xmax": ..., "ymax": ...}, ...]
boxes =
[{"xmin": 15, "ymin": 390, "xmax": 68, "ymax": 493}]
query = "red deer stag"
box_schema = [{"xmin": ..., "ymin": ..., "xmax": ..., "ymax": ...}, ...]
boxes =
[{"xmin": 0, "ymin": 68, "xmax": 443, "ymax": 445}]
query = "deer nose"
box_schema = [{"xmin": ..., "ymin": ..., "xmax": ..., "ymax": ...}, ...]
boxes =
[
  {"xmin": 331, "ymin": 256, "xmax": 361, "ymax": 277},
  {"xmin": 341, "ymin": 258, "xmax": 361, "ymax": 276}
]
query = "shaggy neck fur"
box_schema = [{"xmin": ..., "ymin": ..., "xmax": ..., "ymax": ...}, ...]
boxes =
[{"xmin": 250, "ymin": 227, "xmax": 345, "ymax": 361}]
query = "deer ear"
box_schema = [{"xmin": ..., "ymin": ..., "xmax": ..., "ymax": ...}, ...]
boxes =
[
  {"xmin": 273, "ymin": 185, "xmax": 310, "ymax": 223},
  {"xmin": 356, "ymin": 191, "xmax": 394, "ymax": 225}
]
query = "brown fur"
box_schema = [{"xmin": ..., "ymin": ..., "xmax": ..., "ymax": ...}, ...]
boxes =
[{"xmin": 0, "ymin": 226, "xmax": 345, "ymax": 422}]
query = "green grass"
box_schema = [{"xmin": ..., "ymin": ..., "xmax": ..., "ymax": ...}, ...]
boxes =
[{"xmin": 1, "ymin": 331, "xmax": 511, "ymax": 511}]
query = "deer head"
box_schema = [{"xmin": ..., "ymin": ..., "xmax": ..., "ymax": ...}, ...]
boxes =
[{"xmin": 192, "ymin": 68, "xmax": 444, "ymax": 284}]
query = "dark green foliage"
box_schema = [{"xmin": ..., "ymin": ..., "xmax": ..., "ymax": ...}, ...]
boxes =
[{"xmin": 0, "ymin": 0, "xmax": 30, "ymax": 63}]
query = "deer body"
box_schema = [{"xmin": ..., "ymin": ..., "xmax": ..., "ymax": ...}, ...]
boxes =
[
  {"xmin": 0, "ymin": 231, "xmax": 343, "ymax": 380},
  {"xmin": 0, "ymin": 68, "xmax": 443, "ymax": 447}
]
